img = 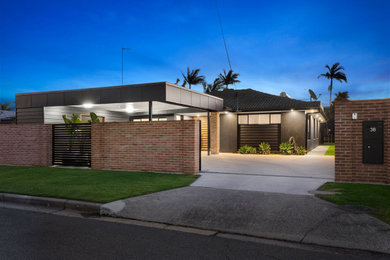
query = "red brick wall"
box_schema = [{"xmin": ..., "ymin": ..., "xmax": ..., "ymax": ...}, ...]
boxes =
[
  {"xmin": 91, "ymin": 120, "xmax": 200, "ymax": 174},
  {"xmin": 0, "ymin": 124, "xmax": 52, "ymax": 166},
  {"xmin": 334, "ymin": 99, "xmax": 390, "ymax": 184}
]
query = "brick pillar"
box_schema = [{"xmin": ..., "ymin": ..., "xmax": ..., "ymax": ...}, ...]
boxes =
[{"xmin": 210, "ymin": 112, "xmax": 220, "ymax": 154}]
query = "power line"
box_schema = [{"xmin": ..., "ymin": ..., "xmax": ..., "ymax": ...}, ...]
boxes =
[{"xmin": 215, "ymin": 0, "xmax": 232, "ymax": 71}]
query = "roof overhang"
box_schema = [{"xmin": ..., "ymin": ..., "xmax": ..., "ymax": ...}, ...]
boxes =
[{"xmin": 15, "ymin": 82, "xmax": 224, "ymax": 111}]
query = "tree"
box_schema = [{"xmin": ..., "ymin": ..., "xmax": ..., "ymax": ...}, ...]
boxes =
[
  {"xmin": 181, "ymin": 67, "xmax": 205, "ymax": 89},
  {"xmin": 334, "ymin": 91, "xmax": 349, "ymax": 101},
  {"xmin": 203, "ymin": 78, "xmax": 223, "ymax": 93},
  {"xmin": 0, "ymin": 101, "xmax": 15, "ymax": 111},
  {"xmin": 218, "ymin": 69, "xmax": 240, "ymax": 89},
  {"xmin": 318, "ymin": 62, "xmax": 347, "ymax": 106},
  {"xmin": 308, "ymin": 89, "xmax": 321, "ymax": 101}
]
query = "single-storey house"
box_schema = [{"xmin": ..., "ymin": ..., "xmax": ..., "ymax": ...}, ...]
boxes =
[
  {"xmin": 15, "ymin": 82, "xmax": 326, "ymax": 155},
  {"xmin": 209, "ymin": 88, "xmax": 326, "ymax": 152}
]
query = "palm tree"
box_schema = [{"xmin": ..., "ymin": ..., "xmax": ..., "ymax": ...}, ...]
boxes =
[
  {"xmin": 0, "ymin": 101, "xmax": 15, "ymax": 111},
  {"xmin": 218, "ymin": 69, "xmax": 240, "ymax": 89},
  {"xmin": 203, "ymin": 78, "xmax": 223, "ymax": 93},
  {"xmin": 318, "ymin": 62, "xmax": 347, "ymax": 106},
  {"xmin": 181, "ymin": 67, "xmax": 205, "ymax": 89},
  {"xmin": 308, "ymin": 89, "xmax": 322, "ymax": 101},
  {"xmin": 334, "ymin": 91, "xmax": 349, "ymax": 101}
]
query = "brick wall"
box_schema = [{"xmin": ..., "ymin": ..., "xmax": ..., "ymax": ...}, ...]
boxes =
[
  {"xmin": 334, "ymin": 99, "xmax": 390, "ymax": 184},
  {"xmin": 91, "ymin": 120, "xmax": 200, "ymax": 174},
  {"xmin": 0, "ymin": 124, "xmax": 52, "ymax": 166}
]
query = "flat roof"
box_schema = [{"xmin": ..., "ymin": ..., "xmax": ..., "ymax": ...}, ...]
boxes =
[{"xmin": 16, "ymin": 82, "xmax": 224, "ymax": 111}]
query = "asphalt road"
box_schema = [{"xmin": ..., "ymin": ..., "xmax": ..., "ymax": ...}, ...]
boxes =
[{"xmin": 0, "ymin": 207, "xmax": 387, "ymax": 260}]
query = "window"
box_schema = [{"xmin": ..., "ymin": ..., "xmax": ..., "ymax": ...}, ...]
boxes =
[
  {"xmin": 238, "ymin": 115, "xmax": 248, "ymax": 124},
  {"xmin": 239, "ymin": 113, "xmax": 281, "ymax": 125},
  {"xmin": 259, "ymin": 114, "xmax": 269, "ymax": 124},
  {"xmin": 271, "ymin": 114, "xmax": 281, "ymax": 124},
  {"xmin": 249, "ymin": 114, "xmax": 260, "ymax": 124}
]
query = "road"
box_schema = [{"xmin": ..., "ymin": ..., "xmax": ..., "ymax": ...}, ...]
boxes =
[{"xmin": 0, "ymin": 207, "xmax": 387, "ymax": 260}]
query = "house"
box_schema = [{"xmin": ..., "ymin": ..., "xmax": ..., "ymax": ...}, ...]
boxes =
[
  {"xmin": 209, "ymin": 88, "xmax": 326, "ymax": 152},
  {"xmin": 15, "ymin": 82, "xmax": 326, "ymax": 155}
]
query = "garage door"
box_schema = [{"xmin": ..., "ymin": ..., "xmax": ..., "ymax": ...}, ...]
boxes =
[{"xmin": 238, "ymin": 124, "xmax": 281, "ymax": 151}]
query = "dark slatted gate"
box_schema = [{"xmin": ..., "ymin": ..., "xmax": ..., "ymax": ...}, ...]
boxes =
[
  {"xmin": 52, "ymin": 123, "xmax": 91, "ymax": 167},
  {"xmin": 238, "ymin": 124, "xmax": 281, "ymax": 151}
]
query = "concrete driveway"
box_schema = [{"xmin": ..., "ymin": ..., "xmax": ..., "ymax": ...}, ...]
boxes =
[
  {"xmin": 194, "ymin": 146, "xmax": 334, "ymax": 195},
  {"xmin": 101, "ymin": 187, "xmax": 390, "ymax": 254}
]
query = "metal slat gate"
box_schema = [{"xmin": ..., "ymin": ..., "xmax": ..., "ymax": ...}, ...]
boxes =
[
  {"xmin": 238, "ymin": 124, "xmax": 281, "ymax": 152},
  {"xmin": 52, "ymin": 123, "xmax": 91, "ymax": 167}
]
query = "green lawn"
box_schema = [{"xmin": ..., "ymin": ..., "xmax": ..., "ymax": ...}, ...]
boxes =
[
  {"xmin": 324, "ymin": 144, "xmax": 335, "ymax": 156},
  {"xmin": 317, "ymin": 182, "xmax": 390, "ymax": 224},
  {"xmin": 0, "ymin": 166, "xmax": 198, "ymax": 203}
]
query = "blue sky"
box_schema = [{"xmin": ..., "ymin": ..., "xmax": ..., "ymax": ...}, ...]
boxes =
[{"xmin": 0, "ymin": 0, "xmax": 389, "ymax": 105}]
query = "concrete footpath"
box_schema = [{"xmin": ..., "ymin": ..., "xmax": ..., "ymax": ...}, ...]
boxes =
[{"xmin": 101, "ymin": 186, "xmax": 390, "ymax": 254}]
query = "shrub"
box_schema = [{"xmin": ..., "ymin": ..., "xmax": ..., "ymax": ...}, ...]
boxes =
[
  {"xmin": 258, "ymin": 142, "xmax": 271, "ymax": 154},
  {"xmin": 238, "ymin": 145, "xmax": 257, "ymax": 154},
  {"xmin": 279, "ymin": 142, "xmax": 293, "ymax": 155},
  {"xmin": 296, "ymin": 146, "xmax": 307, "ymax": 155}
]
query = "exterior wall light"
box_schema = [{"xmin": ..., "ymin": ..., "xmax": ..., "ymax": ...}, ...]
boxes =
[
  {"xmin": 126, "ymin": 107, "xmax": 134, "ymax": 113},
  {"xmin": 290, "ymin": 109, "xmax": 294, "ymax": 112},
  {"xmin": 83, "ymin": 103, "xmax": 94, "ymax": 108},
  {"xmin": 197, "ymin": 114, "xmax": 200, "ymax": 117}
]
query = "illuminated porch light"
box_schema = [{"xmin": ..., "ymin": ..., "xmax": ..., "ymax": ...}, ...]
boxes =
[
  {"xmin": 290, "ymin": 109, "xmax": 294, "ymax": 112},
  {"xmin": 83, "ymin": 103, "xmax": 94, "ymax": 108},
  {"xmin": 197, "ymin": 114, "xmax": 200, "ymax": 117}
]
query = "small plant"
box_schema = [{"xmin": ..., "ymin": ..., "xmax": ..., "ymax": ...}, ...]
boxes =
[
  {"xmin": 238, "ymin": 145, "xmax": 257, "ymax": 154},
  {"xmin": 62, "ymin": 113, "xmax": 82, "ymax": 124},
  {"xmin": 258, "ymin": 142, "xmax": 271, "ymax": 154},
  {"xmin": 279, "ymin": 142, "xmax": 293, "ymax": 155},
  {"xmin": 296, "ymin": 146, "xmax": 307, "ymax": 155},
  {"xmin": 88, "ymin": 112, "xmax": 100, "ymax": 123}
]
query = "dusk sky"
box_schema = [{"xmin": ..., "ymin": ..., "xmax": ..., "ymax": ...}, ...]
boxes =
[{"xmin": 0, "ymin": 0, "xmax": 389, "ymax": 105}]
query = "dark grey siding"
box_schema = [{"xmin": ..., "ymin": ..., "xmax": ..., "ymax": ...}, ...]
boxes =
[
  {"xmin": 17, "ymin": 108, "xmax": 44, "ymax": 124},
  {"xmin": 238, "ymin": 124, "xmax": 281, "ymax": 151},
  {"xmin": 220, "ymin": 113, "xmax": 237, "ymax": 152},
  {"xmin": 281, "ymin": 111, "xmax": 306, "ymax": 147},
  {"xmin": 44, "ymin": 106, "xmax": 130, "ymax": 124},
  {"xmin": 15, "ymin": 82, "xmax": 224, "ymax": 112}
]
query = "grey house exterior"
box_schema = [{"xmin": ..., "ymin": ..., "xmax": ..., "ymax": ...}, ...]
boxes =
[
  {"xmin": 210, "ymin": 89, "xmax": 326, "ymax": 152},
  {"xmin": 15, "ymin": 82, "xmax": 326, "ymax": 153}
]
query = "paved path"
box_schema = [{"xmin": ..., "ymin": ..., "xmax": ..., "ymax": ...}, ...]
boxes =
[
  {"xmin": 197, "ymin": 146, "xmax": 334, "ymax": 195},
  {"xmin": 101, "ymin": 187, "xmax": 390, "ymax": 254}
]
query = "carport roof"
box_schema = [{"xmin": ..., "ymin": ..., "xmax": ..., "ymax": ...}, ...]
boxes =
[
  {"xmin": 15, "ymin": 82, "xmax": 224, "ymax": 111},
  {"xmin": 210, "ymin": 88, "xmax": 324, "ymax": 113}
]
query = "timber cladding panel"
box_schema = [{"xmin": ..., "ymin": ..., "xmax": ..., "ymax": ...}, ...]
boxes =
[
  {"xmin": 91, "ymin": 120, "xmax": 200, "ymax": 174},
  {"xmin": 334, "ymin": 99, "xmax": 390, "ymax": 184},
  {"xmin": 0, "ymin": 124, "xmax": 52, "ymax": 166},
  {"xmin": 193, "ymin": 116, "xmax": 208, "ymax": 151}
]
